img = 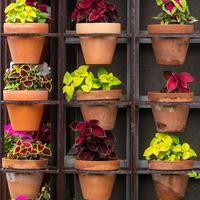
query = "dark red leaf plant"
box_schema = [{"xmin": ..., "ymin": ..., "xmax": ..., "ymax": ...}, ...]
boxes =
[
  {"xmin": 161, "ymin": 71, "xmax": 194, "ymax": 93},
  {"xmin": 70, "ymin": 120, "xmax": 118, "ymax": 161},
  {"xmin": 71, "ymin": 0, "xmax": 119, "ymax": 23}
]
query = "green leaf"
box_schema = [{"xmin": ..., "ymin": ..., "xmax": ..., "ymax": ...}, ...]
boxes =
[
  {"xmin": 5, "ymin": 3, "xmax": 15, "ymax": 13},
  {"xmin": 73, "ymin": 77, "xmax": 84, "ymax": 87},
  {"xmin": 74, "ymin": 65, "xmax": 89, "ymax": 77},
  {"xmin": 173, "ymin": 144, "xmax": 182, "ymax": 152},
  {"xmin": 171, "ymin": 0, "xmax": 186, "ymax": 12},
  {"xmin": 63, "ymin": 85, "xmax": 74, "ymax": 102},
  {"xmin": 63, "ymin": 72, "xmax": 73, "ymax": 85},
  {"xmin": 98, "ymin": 68, "xmax": 108, "ymax": 77},
  {"xmin": 81, "ymin": 84, "xmax": 91, "ymax": 93},
  {"xmin": 182, "ymin": 143, "xmax": 190, "ymax": 151},
  {"xmin": 102, "ymin": 84, "xmax": 111, "ymax": 90},
  {"xmin": 155, "ymin": 0, "xmax": 163, "ymax": 6}
]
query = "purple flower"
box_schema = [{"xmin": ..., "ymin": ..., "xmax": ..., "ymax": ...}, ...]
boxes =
[
  {"xmin": 15, "ymin": 196, "xmax": 28, "ymax": 200},
  {"xmin": 4, "ymin": 124, "xmax": 33, "ymax": 141}
]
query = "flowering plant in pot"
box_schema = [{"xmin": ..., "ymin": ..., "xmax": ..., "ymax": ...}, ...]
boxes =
[
  {"xmin": 4, "ymin": 0, "xmax": 50, "ymax": 64},
  {"xmin": 3, "ymin": 123, "xmax": 52, "ymax": 199},
  {"xmin": 3, "ymin": 62, "xmax": 52, "ymax": 131},
  {"xmin": 148, "ymin": 0, "xmax": 197, "ymax": 65},
  {"xmin": 148, "ymin": 71, "xmax": 194, "ymax": 133},
  {"xmin": 143, "ymin": 133, "xmax": 197, "ymax": 200},
  {"xmin": 63, "ymin": 65, "xmax": 122, "ymax": 130},
  {"xmin": 70, "ymin": 120, "xmax": 119, "ymax": 200},
  {"xmin": 71, "ymin": 0, "xmax": 121, "ymax": 64}
]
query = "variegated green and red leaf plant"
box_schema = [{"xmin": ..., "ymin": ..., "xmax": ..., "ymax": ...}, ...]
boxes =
[
  {"xmin": 4, "ymin": 62, "xmax": 52, "ymax": 92},
  {"xmin": 70, "ymin": 120, "xmax": 117, "ymax": 161},
  {"xmin": 7, "ymin": 140, "xmax": 51, "ymax": 160},
  {"xmin": 4, "ymin": 123, "xmax": 52, "ymax": 160},
  {"xmin": 154, "ymin": 0, "xmax": 197, "ymax": 24}
]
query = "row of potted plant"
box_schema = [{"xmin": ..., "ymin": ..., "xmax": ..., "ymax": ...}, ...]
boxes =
[{"xmin": 3, "ymin": 0, "xmax": 123, "ymax": 199}]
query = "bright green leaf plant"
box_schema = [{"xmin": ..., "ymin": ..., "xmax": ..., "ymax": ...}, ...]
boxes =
[
  {"xmin": 63, "ymin": 65, "xmax": 122, "ymax": 102},
  {"xmin": 5, "ymin": 0, "xmax": 49, "ymax": 23},
  {"xmin": 143, "ymin": 133, "xmax": 197, "ymax": 161},
  {"xmin": 154, "ymin": 0, "xmax": 197, "ymax": 24}
]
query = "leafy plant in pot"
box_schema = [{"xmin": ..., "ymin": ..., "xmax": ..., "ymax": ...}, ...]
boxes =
[
  {"xmin": 3, "ymin": 62, "xmax": 52, "ymax": 131},
  {"xmin": 70, "ymin": 120, "xmax": 119, "ymax": 200},
  {"xmin": 4, "ymin": 0, "xmax": 50, "ymax": 64},
  {"xmin": 148, "ymin": 71, "xmax": 194, "ymax": 133},
  {"xmin": 3, "ymin": 123, "xmax": 52, "ymax": 199},
  {"xmin": 143, "ymin": 133, "xmax": 197, "ymax": 200},
  {"xmin": 148, "ymin": 0, "xmax": 197, "ymax": 65},
  {"xmin": 71, "ymin": 0, "xmax": 121, "ymax": 64},
  {"xmin": 63, "ymin": 65, "xmax": 122, "ymax": 130}
]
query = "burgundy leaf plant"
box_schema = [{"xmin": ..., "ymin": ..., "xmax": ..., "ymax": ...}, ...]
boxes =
[
  {"xmin": 70, "ymin": 120, "xmax": 117, "ymax": 161},
  {"xmin": 161, "ymin": 71, "xmax": 194, "ymax": 93},
  {"xmin": 71, "ymin": 0, "xmax": 119, "ymax": 23}
]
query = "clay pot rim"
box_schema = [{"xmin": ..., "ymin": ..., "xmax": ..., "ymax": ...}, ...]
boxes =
[
  {"xmin": 76, "ymin": 89, "xmax": 122, "ymax": 101},
  {"xmin": 3, "ymin": 89, "xmax": 48, "ymax": 93},
  {"xmin": 148, "ymin": 160, "xmax": 194, "ymax": 170},
  {"xmin": 147, "ymin": 24, "xmax": 194, "ymax": 34},
  {"xmin": 75, "ymin": 159, "xmax": 120, "ymax": 171},
  {"xmin": 2, "ymin": 158, "xmax": 49, "ymax": 169},
  {"xmin": 4, "ymin": 23, "xmax": 48, "ymax": 25},
  {"xmin": 76, "ymin": 22, "xmax": 121, "ymax": 34},
  {"xmin": 147, "ymin": 91, "xmax": 194, "ymax": 102}
]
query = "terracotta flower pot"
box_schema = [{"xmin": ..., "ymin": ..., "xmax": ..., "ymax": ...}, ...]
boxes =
[
  {"xmin": 76, "ymin": 23, "xmax": 121, "ymax": 64},
  {"xmin": 2, "ymin": 158, "xmax": 48, "ymax": 199},
  {"xmin": 76, "ymin": 90, "xmax": 122, "ymax": 130},
  {"xmin": 3, "ymin": 90, "xmax": 48, "ymax": 131},
  {"xmin": 152, "ymin": 174, "xmax": 189, "ymax": 200},
  {"xmin": 148, "ymin": 92, "xmax": 193, "ymax": 133},
  {"xmin": 148, "ymin": 24, "xmax": 193, "ymax": 65},
  {"xmin": 148, "ymin": 160, "xmax": 193, "ymax": 200},
  {"xmin": 4, "ymin": 23, "xmax": 49, "ymax": 64},
  {"xmin": 75, "ymin": 159, "xmax": 120, "ymax": 200}
]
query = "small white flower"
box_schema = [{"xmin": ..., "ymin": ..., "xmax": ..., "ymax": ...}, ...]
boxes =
[
  {"xmin": 10, "ymin": 61, "xmax": 14, "ymax": 68},
  {"xmin": 37, "ymin": 62, "xmax": 51, "ymax": 76}
]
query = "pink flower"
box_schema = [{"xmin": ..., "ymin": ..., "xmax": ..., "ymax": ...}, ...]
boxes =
[
  {"xmin": 4, "ymin": 124, "xmax": 33, "ymax": 141},
  {"xmin": 15, "ymin": 196, "xmax": 28, "ymax": 200}
]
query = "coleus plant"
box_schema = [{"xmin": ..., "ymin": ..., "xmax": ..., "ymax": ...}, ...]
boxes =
[
  {"xmin": 26, "ymin": 0, "xmax": 51, "ymax": 14},
  {"xmin": 71, "ymin": 0, "xmax": 119, "ymax": 23},
  {"xmin": 154, "ymin": 0, "xmax": 197, "ymax": 24},
  {"xmin": 161, "ymin": 71, "xmax": 194, "ymax": 93},
  {"xmin": 63, "ymin": 65, "xmax": 122, "ymax": 101},
  {"xmin": 4, "ymin": 62, "xmax": 52, "ymax": 92},
  {"xmin": 4, "ymin": 123, "xmax": 51, "ymax": 156},
  {"xmin": 5, "ymin": 0, "xmax": 49, "ymax": 23},
  {"xmin": 70, "ymin": 120, "xmax": 117, "ymax": 161},
  {"xmin": 143, "ymin": 133, "xmax": 197, "ymax": 161},
  {"xmin": 7, "ymin": 139, "xmax": 52, "ymax": 160}
]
